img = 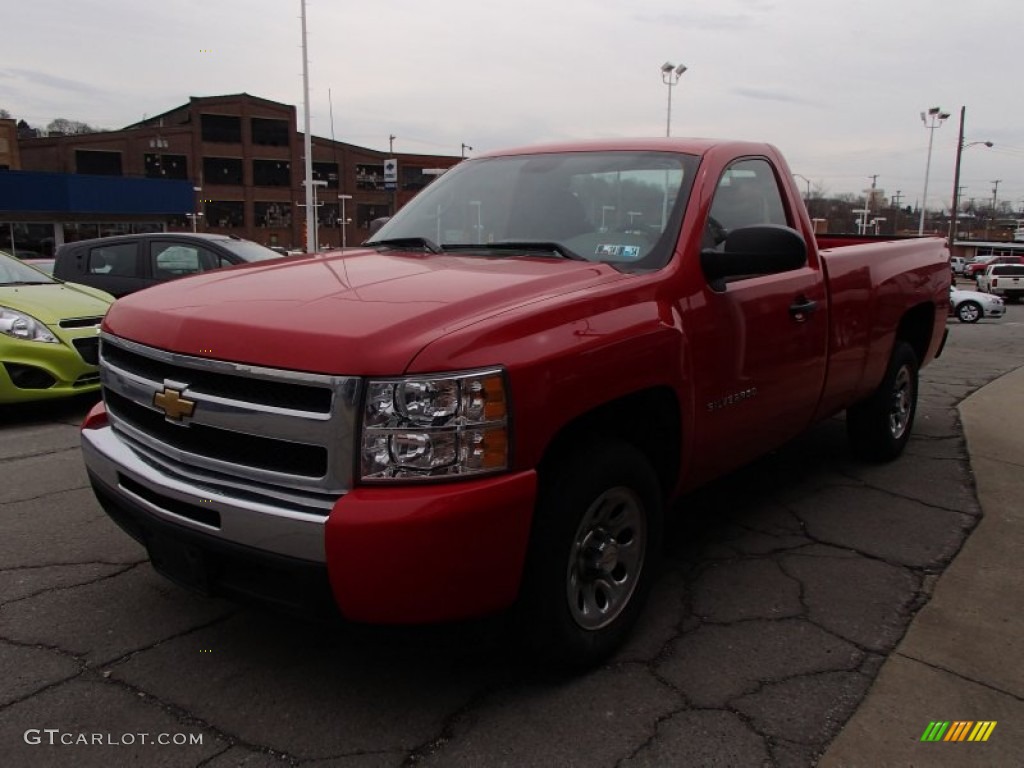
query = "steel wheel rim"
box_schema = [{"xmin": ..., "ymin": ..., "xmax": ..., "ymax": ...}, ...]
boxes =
[
  {"xmin": 959, "ymin": 303, "xmax": 979, "ymax": 322},
  {"xmin": 566, "ymin": 486, "xmax": 647, "ymax": 630},
  {"xmin": 889, "ymin": 366, "xmax": 912, "ymax": 439}
]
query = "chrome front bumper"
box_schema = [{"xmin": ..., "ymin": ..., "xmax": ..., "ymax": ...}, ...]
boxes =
[{"xmin": 83, "ymin": 425, "xmax": 328, "ymax": 563}]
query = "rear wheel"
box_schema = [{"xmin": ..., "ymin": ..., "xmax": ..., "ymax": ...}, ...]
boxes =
[
  {"xmin": 847, "ymin": 341, "xmax": 919, "ymax": 462},
  {"xmin": 956, "ymin": 301, "xmax": 982, "ymax": 323},
  {"xmin": 518, "ymin": 441, "xmax": 662, "ymax": 668}
]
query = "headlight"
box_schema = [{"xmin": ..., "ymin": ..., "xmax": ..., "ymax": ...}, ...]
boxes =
[
  {"xmin": 0, "ymin": 307, "xmax": 58, "ymax": 343},
  {"xmin": 361, "ymin": 369, "xmax": 509, "ymax": 481}
]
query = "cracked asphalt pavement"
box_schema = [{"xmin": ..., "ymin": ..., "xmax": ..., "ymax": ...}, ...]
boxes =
[{"xmin": 1, "ymin": 303, "xmax": 1021, "ymax": 767}]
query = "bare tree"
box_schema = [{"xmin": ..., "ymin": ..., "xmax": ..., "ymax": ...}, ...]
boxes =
[{"xmin": 45, "ymin": 118, "xmax": 101, "ymax": 136}]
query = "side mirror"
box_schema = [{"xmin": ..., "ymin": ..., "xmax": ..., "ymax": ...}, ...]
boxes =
[{"xmin": 701, "ymin": 224, "xmax": 807, "ymax": 291}]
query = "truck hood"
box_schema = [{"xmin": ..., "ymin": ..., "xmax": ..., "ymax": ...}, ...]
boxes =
[{"xmin": 103, "ymin": 249, "xmax": 626, "ymax": 374}]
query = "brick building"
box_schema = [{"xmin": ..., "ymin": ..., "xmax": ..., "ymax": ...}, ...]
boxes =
[
  {"xmin": 0, "ymin": 118, "xmax": 20, "ymax": 170},
  {"xmin": 13, "ymin": 93, "xmax": 461, "ymax": 253}
]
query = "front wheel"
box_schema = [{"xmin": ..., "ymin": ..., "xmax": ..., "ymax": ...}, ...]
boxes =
[
  {"xmin": 846, "ymin": 341, "xmax": 919, "ymax": 462},
  {"xmin": 957, "ymin": 301, "xmax": 982, "ymax": 323},
  {"xmin": 518, "ymin": 441, "xmax": 663, "ymax": 668}
]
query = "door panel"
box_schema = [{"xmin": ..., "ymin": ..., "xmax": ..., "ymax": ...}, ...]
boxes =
[{"xmin": 685, "ymin": 158, "xmax": 829, "ymax": 483}]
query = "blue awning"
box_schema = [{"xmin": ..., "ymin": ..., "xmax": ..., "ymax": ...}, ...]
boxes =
[{"xmin": 0, "ymin": 170, "xmax": 194, "ymax": 214}]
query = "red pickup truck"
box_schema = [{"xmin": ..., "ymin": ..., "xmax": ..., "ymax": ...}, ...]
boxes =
[{"xmin": 81, "ymin": 139, "xmax": 950, "ymax": 666}]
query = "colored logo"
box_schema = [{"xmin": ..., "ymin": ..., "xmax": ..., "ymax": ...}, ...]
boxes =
[
  {"xmin": 153, "ymin": 386, "xmax": 196, "ymax": 422},
  {"xmin": 920, "ymin": 721, "xmax": 997, "ymax": 742}
]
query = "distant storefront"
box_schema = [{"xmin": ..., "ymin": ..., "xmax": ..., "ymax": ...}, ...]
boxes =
[{"xmin": 950, "ymin": 240, "xmax": 1024, "ymax": 261}]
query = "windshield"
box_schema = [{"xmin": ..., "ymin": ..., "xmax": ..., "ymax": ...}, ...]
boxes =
[
  {"xmin": 216, "ymin": 238, "xmax": 286, "ymax": 263},
  {"xmin": 0, "ymin": 252, "xmax": 58, "ymax": 285},
  {"xmin": 369, "ymin": 150, "xmax": 699, "ymax": 271}
]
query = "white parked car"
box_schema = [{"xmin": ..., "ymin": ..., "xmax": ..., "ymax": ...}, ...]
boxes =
[{"xmin": 949, "ymin": 286, "xmax": 1005, "ymax": 323}]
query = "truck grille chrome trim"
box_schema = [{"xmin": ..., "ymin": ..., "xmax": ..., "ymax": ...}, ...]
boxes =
[{"xmin": 98, "ymin": 333, "xmax": 360, "ymax": 517}]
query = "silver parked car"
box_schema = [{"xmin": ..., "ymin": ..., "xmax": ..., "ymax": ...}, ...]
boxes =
[{"xmin": 949, "ymin": 286, "xmax": 1005, "ymax": 323}]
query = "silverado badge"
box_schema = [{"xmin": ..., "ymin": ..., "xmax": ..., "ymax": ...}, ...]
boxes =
[{"xmin": 153, "ymin": 386, "xmax": 196, "ymax": 422}]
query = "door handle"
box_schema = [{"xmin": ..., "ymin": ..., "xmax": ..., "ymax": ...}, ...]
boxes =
[{"xmin": 789, "ymin": 296, "xmax": 818, "ymax": 322}]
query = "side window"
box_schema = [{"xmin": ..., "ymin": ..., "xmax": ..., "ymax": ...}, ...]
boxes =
[
  {"xmin": 704, "ymin": 158, "xmax": 789, "ymax": 248},
  {"xmin": 87, "ymin": 243, "xmax": 138, "ymax": 276},
  {"xmin": 151, "ymin": 242, "xmax": 223, "ymax": 277}
]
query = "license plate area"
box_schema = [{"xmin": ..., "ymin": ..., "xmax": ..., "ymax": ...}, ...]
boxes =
[{"xmin": 147, "ymin": 534, "xmax": 216, "ymax": 594}]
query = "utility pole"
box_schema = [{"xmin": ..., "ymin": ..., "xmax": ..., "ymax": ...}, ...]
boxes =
[
  {"xmin": 990, "ymin": 180, "xmax": 1002, "ymax": 240},
  {"xmin": 948, "ymin": 106, "xmax": 966, "ymax": 245},
  {"xmin": 891, "ymin": 190, "xmax": 903, "ymax": 233}
]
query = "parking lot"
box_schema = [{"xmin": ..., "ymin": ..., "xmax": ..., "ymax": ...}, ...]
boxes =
[{"xmin": 1, "ymin": 300, "xmax": 1022, "ymax": 768}]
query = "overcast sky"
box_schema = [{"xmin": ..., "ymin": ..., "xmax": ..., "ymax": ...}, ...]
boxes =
[{"xmin": 3, "ymin": 0, "xmax": 1023, "ymax": 212}]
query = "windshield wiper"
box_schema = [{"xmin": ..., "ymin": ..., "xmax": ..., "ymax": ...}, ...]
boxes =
[
  {"xmin": 447, "ymin": 241, "xmax": 586, "ymax": 261},
  {"xmin": 2, "ymin": 281, "xmax": 51, "ymax": 286},
  {"xmin": 365, "ymin": 236, "xmax": 442, "ymax": 254}
]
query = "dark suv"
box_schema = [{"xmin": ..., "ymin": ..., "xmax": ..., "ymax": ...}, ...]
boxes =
[{"xmin": 53, "ymin": 233, "xmax": 284, "ymax": 297}]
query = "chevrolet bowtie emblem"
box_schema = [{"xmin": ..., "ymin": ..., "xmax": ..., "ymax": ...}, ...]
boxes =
[{"xmin": 153, "ymin": 386, "xmax": 196, "ymax": 421}]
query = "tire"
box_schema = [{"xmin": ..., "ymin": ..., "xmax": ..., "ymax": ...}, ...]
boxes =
[
  {"xmin": 956, "ymin": 301, "xmax": 982, "ymax": 323},
  {"xmin": 846, "ymin": 341, "xmax": 919, "ymax": 462},
  {"xmin": 518, "ymin": 440, "xmax": 663, "ymax": 668}
]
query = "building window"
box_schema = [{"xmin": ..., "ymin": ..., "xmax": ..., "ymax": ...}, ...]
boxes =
[
  {"xmin": 313, "ymin": 162, "xmax": 339, "ymax": 189},
  {"xmin": 318, "ymin": 203, "xmax": 339, "ymax": 228},
  {"xmin": 63, "ymin": 222, "xmax": 101, "ymax": 242},
  {"xmin": 204, "ymin": 201, "xmax": 244, "ymax": 228},
  {"xmin": 201, "ymin": 114, "xmax": 242, "ymax": 143},
  {"xmin": 356, "ymin": 164, "xmax": 385, "ymax": 190},
  {"xmin": 97, "ymin": 223, "xmax": 133, "ymax": 238},
  {"xmin": 402, "ymin": 167, "xmax": 435, "ymax": 191},
  {"xmin": 75, "ymin": 150, "xmax": 122, "ymax": 175},
  {"xmin": 251, "ymin": 118, "xmax": 289, "ymax": 147},
  {"xmin": 255, "ymin": 202, "xmax": 292, "ymax": 228},
  {"xmin": 1, "ymin": 222, "xmax": 55, "ymax": 257},
  {"xmin": 144, "ymin": 153, "xmax": 188, "ymax": 180},
  {"xmin": 253, "ymin": 159, "xmax": 291, "ymax": 187},
  {"xmin": 203, "ymin": 157, "xmax": 243, "ymax": 186},
  {"xmin": 132, "ymin": 222, "xmax": 165, "ymax": 234},
  {"xmin": 357, "ymin": 203, "xmax": 390, "ymax": 229}
]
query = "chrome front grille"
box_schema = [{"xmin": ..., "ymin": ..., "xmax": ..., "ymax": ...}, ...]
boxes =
[{"xmin": 98, "ymin": 333, "xmax": 360, "ymax": 515}]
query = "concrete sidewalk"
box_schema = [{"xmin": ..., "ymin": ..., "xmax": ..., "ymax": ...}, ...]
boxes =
[{"xmin": 820, "ymin": 366, "xmax": 1024, "ymax": 767}]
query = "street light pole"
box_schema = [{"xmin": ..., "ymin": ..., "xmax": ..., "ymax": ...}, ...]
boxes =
[
  {"xmin": 338, "ymin": 194, "xmax": 352, "ymax": 249},
  {"xmin": 660, "ymin": 62, "xmax": 687, "ymax": 137},
  {"xmin": 191, "ymin": 185, "xmax": 202, "ymax": 232},
  {"xmin": 310, "ymin": 179, "xmax": 327, "ymax": 251},
  {"xmin": 918, "ymin": 107, "xmax": 950, "ymax": 235}
]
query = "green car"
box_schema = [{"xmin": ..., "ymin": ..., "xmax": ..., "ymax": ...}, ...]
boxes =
[{"xmin": 1, "ymin": 251, "xmax": 114, "ymax": 404}]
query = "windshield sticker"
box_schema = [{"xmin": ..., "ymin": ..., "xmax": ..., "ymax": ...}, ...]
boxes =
[{"xmin": 595, "ymin": 244, "xmax": 642, "ymax": 260}]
